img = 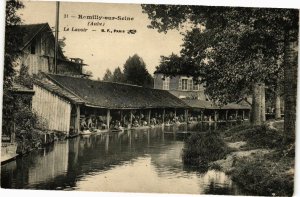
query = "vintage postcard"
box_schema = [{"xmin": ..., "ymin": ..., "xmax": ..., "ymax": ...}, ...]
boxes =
[{"xmin": 0, "ymin": 0, "xmax": 299, "ymax": 196}]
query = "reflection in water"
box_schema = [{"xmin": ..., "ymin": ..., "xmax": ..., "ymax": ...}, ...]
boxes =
[
  {"xmin": 28, "ymin": 141, "xmax": 69, "ymax": 185},
  {"xmin": 1, "ymin": 122, "xmax": 243, "ymax": 194}
]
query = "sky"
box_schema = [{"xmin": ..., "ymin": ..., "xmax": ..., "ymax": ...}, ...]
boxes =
[{"xmin": 18, "ymin": 1, "xmax": 185, "ymax": 79}]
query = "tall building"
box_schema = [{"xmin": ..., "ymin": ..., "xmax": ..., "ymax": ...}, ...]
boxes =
[
  {"xmin": 153, "ymin": 71, "xmax": 251, "ymax": 122},
  {"xmin": 154, "ymin": 72, "xmax": 207, "ymax": 100},
  {"xmin": 11, "ymin": 23, "xmax": 88, "ymax": 77}
]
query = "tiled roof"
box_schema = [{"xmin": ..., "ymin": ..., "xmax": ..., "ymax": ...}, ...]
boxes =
[
  {"xmin": 9, "ymin": 23, "xmax": 65, "ymax": 59},
  {"xmin": 182, "ymin": 99, "xmax": 218, "ymax": 109},
  {"xmin": 34, "ymin": 78, "xmax": 85, "ymax": 104},
  {"xmin": 182, "ymin": 99, "xmax": 251, "ymax": 110},
  {"xmin": 11, "ymin": 83, "xmax": 35, "ymax": 94},
  {"xmin": 18, "ymin": 23, "xmax": 48, "ymax": 50},
  {"xmin": 35, "ymin": 74, "xmax": 189, "ymax": 109}
]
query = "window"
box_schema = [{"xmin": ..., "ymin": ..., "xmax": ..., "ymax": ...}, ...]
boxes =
[
  {"xmin": 182, "ymin": 79, "xmax": 188, "ymax": 90},
  {"xmin": 193, "ymin": 80, "xmax": 199, "ymax": 91},
  {"xmin": 41, "ymin": 34, "xmax": 47, "ymax": 55},
  {"xmin": 163, "ymin": 77, "xmax": 170, "ymax": 90},
  {"xmin": 188, "ymin": 79, "xmax": 193, "ymax": 90}
]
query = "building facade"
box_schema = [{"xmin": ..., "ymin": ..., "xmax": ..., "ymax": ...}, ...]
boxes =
[
  {"xmin": 154, "ymin": 73, "xmax": 207, "ymax": 100},
  {"xmin": 14, "ymin": 23, "xmax": 87, "ymax": 76},
  {"xmin": 154, "ymin": 72, "xmax": 251, "ymax": 122}
]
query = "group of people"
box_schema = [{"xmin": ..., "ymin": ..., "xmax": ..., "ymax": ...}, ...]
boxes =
[
  {"xmin": 80, "ymin": 112, "xmax": 192, "ymax": 131},
  {"xmin": 80, "ymin": 116, "xmax": 107, "ymax": 131}
]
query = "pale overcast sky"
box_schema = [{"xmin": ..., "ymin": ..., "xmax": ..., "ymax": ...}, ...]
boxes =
[{"xmin": 18, "ymin": 1, "xmax": 184, "ymax": 79}]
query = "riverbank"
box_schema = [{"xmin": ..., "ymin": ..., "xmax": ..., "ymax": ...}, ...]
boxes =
[
  {"xmin": 210, "ymin": 120, "xmax": 294, "ymax": 196},
  {"xmin": 1, "ymin": 129, "xmax": 58, "ymax": 164},
  {"xmin": 1, "ymin": 143, "xmax": 18, "ymax": 164}
]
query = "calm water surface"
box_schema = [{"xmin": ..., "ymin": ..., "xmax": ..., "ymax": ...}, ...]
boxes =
[{"xmin": 1, "ymin": 122, "xmax": 244, "ymax": 195}]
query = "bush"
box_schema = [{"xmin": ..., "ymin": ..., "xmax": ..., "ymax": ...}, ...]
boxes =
[
  {"xmin": 14, "ymin": 106, "xmax": 49, "ymax": 154},
  {"xmin": 14, "ymin": 106, "xmax": 38, "ymax": 132},
  {"xmin": 231, "ymin": 156, "xmax": 294, "ymax": 196},
  {"xmin": 224, "ymin": 124, "xmax": 284, "ymax": 149},
  {"xmin": 182, "ymin": 131, "xmax": 231, "ymax": 168},
  {"xmin": 16, "ymin": 129, "xmax": 44, "ymax": 154}
]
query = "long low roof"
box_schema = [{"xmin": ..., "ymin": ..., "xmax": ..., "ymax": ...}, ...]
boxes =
[
  {"xmin": 11, "ymin": 83, "xmax": 35, "ymax": 95},
  {"xmin": 35, "ymin": 74, "xmax": 189, "ymax": 109},
  {"xmin": 182, "ymin": 99, "xmax": 251, "ymax": 110}
]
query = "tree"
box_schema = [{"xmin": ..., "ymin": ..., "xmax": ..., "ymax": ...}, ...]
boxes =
[
  {"xmin": 112, "ymin": 67, "xmax": 125, "ymax": 83},
  {"xmin": 58, "ymin": 36, "xmax": 67, "ymax": 53},
  {"xmin": 142, "ymin": 5, "xmax": 298, "ymax": 134},
  {"xmin": 123, "ymin": 54, "xmax": 153, "ymax": 87},
  {"xmin": 103, "ymin": 69, "xmax": 113, "ymax": 81},
  {"xmin": 82, "ymin": 68, "xmax": 93, "ymax": 79},
  {"xmin": 4, "ymin": 0, "xmax": 24, "ymax": 90},
  {"xmin": 15, "ymin": 64, "xmax": 33, "ymax": 88},
  {"xmin": 156, "ymin": 53, "xmax": 200, "ymax": 77},
  {"xmin": 3, "ymin": 0, "xmax": 24, "ymax": 139},
  {"xmin": 265, "ymin": 62, "xmax": 284, "ymax": 120},
  {"xmin": 283, "ymin": 25, "xmax": 298, "ymax": 143}
]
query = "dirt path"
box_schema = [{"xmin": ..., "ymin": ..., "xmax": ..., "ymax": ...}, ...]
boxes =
[{"xmin": 211, "ymin": 141, "xmax": 271, "ymax": 173}]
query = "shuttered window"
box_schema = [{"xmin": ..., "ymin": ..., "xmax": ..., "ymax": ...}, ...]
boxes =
[
  {"xmin": 188, "ymin": 79, "xmax": 193, "ymax": 90},
  {"xmin": 182, "ymin": 79, "xmax": 188, "ymax": 90},
  {"xmin": 178, "ymin": 78, "xmax": 182, "ymax": 90},
  {"xmin": 163, "ymin": 77, "xmax": 170, "ymax": 90},
  {"xmin": 193, "ymin": 80, "xmax": 199, "ymax": 90}
]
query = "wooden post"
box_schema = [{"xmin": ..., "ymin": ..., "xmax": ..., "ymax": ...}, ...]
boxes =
[
  {"xmin": 130, "ymin": 110, "xmax": 133, "ymax": 125},
  {"xmin": 214, "ymin": 110, "xmax": 218, "ymax": 122},
  {"xmin": 162, "ymin": 108, "xmax": 165, "ymax": 124},
  {"xmin": 54, "ymin": 2, "xmax": 60, "ymax": 74},
  {"xmin": 148, "ymin": 109, "xmax": 151, "ymax": 125},
  {"xmin": 139, "ymin": 110, "xmax": 142, "ymax": 125},
  {"xmin": 11, "ymin": 122, "xmax": 16, "ymax": 143},
  {"xmin": 242, "ymin": 110, "xmax": 245, "ymax": 120},
  {"xmin": 174, "ymin": 108, "xmax": 177, "ymax": 118},
  {"xmin": 107, "ymin": 109, "xmax": 110, "ymax": 129},
  {"xmin": 235, "ymin": 110, "xmax": 238, "ymax": 120},
  {"xmin": 128, "ymin": 130, "xmax": 132, "ymax": 148},
  {"xmin": 185, "ymin": 109, "xmax": 188, "ymax": 123},
  {"xmin": 105, "ymin": 134, "xmax": 109, "ymax": 153},
  {"xmin": 120, "ymin": 110, "xmax": 123, "ymax": 125},
  {"xmin": 75, "ymin": 105, "xmax": 80, "ymax": 134},
  {"xmin": 201, "ymin": 111, "xmax": 204, "ymax": 121},
  {"xmin": 225, "ymin": 110, "xmax": 228, "ymax": 120},
  {"xmin": 120, "ymin": 110, "xmax": 123, "ymax": 121}
]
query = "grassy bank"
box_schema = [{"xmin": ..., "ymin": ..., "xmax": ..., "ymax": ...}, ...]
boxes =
[
  {"xmin": 226, "ymin": 121, "xmax": 294, "ymax": 196},
  {"xmin": 182, "ymin": 121, "xmax": 295, "ymax": 196}
]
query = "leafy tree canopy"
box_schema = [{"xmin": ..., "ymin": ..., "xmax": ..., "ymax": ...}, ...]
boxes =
[
  {"xmin": 123, "ymin": 54, "xmax": 153, "ymax": 88},
  {"xmin": 103, "ymin": 69, "xmax": 113, "ymax": 82},
  {"xmin": 58, "ymin": 36, "xmax": 67, "ymax": 53},
  {"xmin": 4, "ymin": 0, "xmax": 24, "ymax": 90},
  {"xmin": 112, "ymin": 67, "xmax": 125, "ymax": 83},
  {"xmin": 143, "ymin": 5, "xmax": 298, "ymax": 103}
]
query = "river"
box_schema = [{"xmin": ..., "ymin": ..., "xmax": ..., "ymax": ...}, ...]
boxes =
[{"xmin": 1, "ymin": 122, "xmax": 244, "ymax": 195}]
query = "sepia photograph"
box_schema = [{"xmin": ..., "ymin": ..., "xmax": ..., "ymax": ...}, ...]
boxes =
[{"xmin": 0, "ymin": 0, "xmax": 299, "ymax": 196}]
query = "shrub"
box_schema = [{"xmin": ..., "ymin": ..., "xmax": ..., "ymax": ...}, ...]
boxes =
[
  {"xmin": 224, "ymin": 124, "xmax": 284, "ymax": 149},
  {"xmin": 14, "ymin": 106, "xmax": 38, "ymax": 132},
  {"xmin": 231, "ymin": 156, "xmax": 294, "ymax": 196},
  {"xmin": 14, "ymin": 106, "xmax": 49, "ymax": 154},
  {"xmin": 182, "ymin": 131, "xmax": 230, "ymax": 168},
  {"xmin": 35, "ymin": 115, "xmax": 49, "ymax": 131}
]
